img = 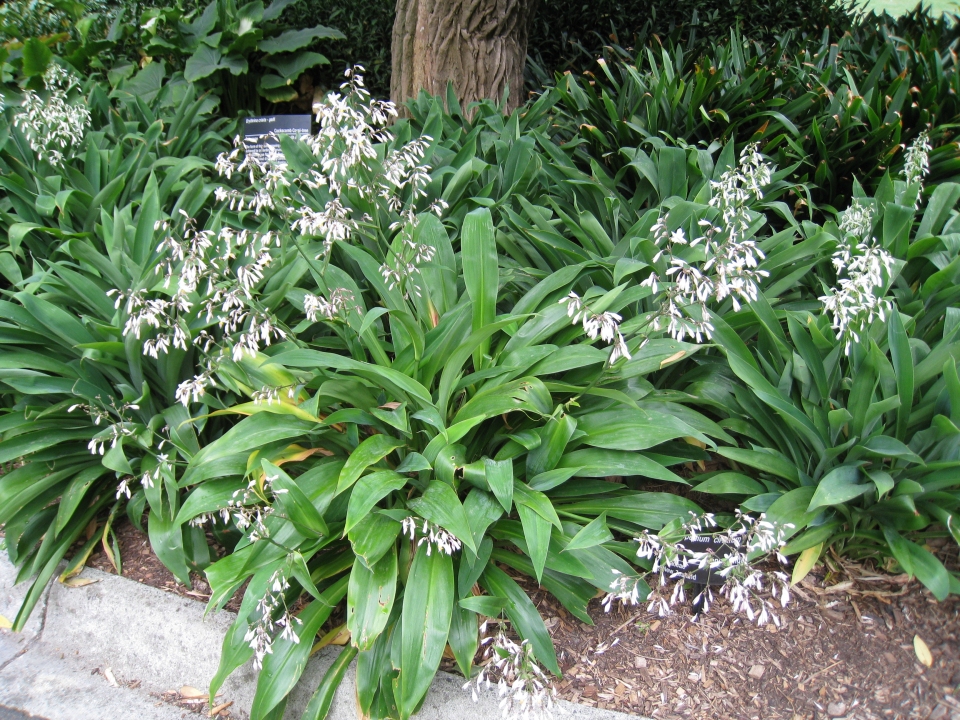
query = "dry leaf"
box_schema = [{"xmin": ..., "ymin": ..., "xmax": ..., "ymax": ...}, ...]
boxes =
[
  {"xmin": 914, "ymin": 635, "xmax": 933, "ymax": 667},
  {"xmin": 660, "ymin": 350, "xmax": 686, "ymax": 368},
  {"xmin": 0, "ymin": 614, "xmax": 11, "ymax": 629},
  {"xmin": 329, "ymin": 626, "xmax": 352, "ymax": 646},
  {"xmin": 209, "ymin": 701, "xmax": 233, "ymax": 717},
  {"xmin": 180, "ymin": 686, "xmax": 207, "ymax": 699},
  {"xmin": 791, "ymin": 543, "xmax": 822, "ymax": 586},
  {"xmin": 104, "ymin": 667, "xmax": 119, "ymax": 688},
  {"xmin": 61, "ymin": 576, "xmax": 100, "ymax": 588}
]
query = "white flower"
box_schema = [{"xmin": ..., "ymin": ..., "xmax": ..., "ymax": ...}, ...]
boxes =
[
  {"xmin": 402, "ymin": 516, "xmax": 462, "ymax": 556},
  {"xmin": 560, "ymin": 293, "xmax": 631, "ymax": 362},
  {"xmin": 13, "ymin": 65, "xmax": 90, "ymax": 167},
  {"xmin": 903, "ymin": 130, "xmax": 932, "ymax": 187},
  {"xmin": 465, "ymin": 631, "xmax": 558, "ymax": 719}
]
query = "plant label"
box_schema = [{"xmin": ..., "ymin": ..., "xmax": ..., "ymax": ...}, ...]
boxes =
[{"xmin": 243, "ymin": 115, "xmax": 312, "ymax": 165}]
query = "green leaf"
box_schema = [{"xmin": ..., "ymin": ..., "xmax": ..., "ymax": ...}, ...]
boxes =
[
  {"xmin": 21, "ymin": 38, "xmax": 52, "ymax": 77},
  {"xmin": 461, "ymin": 207, "xmax": 499, "ymax": 370},
  {"xmin": 300, "ymin": 645, "xmax": 358, "ymax": 720},
  {"xmin": 577, "ymin": 408, "xmax": 705, "ymax": 451},
  {"xmin": 347, "ymin": 546, "xmax": 398, "ymax": 651},
  {"xmin": 561, "ymin": 492, "xmax": 700, "ymax": 529},
  {"xmin": 261, "ymin": 51, "xmax": 330, "ymax": 79},
  {"xmin": 714, "ymin": 447, "xmax": 800, "ymax": 484},
  {"xmin": 695, "ymin": 473, "xmax": 767, "ymax": 495},
  {"xmin": 557, "ymin": 449, "xmax": 683, "ymax": 483},
  {"xmin": 176, "ymin": 478, "xmax": 246, "ymax": 526},
  {"xmin": 513, "ymin": 483, "xmax": 562, "ymax": 530},
  {"xmin": 517, "ymin": 502, "xmax": 551, "ymax": 583},
  {"xmin": 251, "ymin": 576, "xmax": 349, "ymax": 719},
  {"xmin": 345, "ymin": 470, "xmax": 407, "ymax": 534},
  {"xmin": 147, "ymin": 512, "xmax": 191, "ymax": 587},
  {"xmin": 184, "ymin": 45, "xmax": 224, "ymax": 82},
  {"xmin": 764, "ymin": 487, "xmax": 818, "ymax": 541},
  {"xmin": 337, "ymin": 435, "xmax": 405, "ymax": 494},
  {"xmin": 807, "ymin": 466, "xmax": 871, "ymax": 512},
  {"xmin": 264, "ymin": 460, "xmax": 329, "ymax": 538},
  {"xmin": 563, "ymin": 513, "xmax": 613, "ymax": 552},
  {"xmin": 395, "ymin": 546, "xmax": 454, "ymax": 720},
  {"xmin": 459, "ymin": 595, "xmax": 507, "ymax": 615},
  {"xmin": 263, "ymin": 0, "xmax": 300, "ymax": 21},
  {"xmin": 350, "ymin": 512, "xmax": 402, "ymax": 568},
  {"xmin": 858, "ymin": 436, "xmax": 924, "ymax": 465},
  {"xmin": 259, "ymin": 25, "xmax": 345, "ymax": 54},
  {"xmin": 483, "ymin": 458, "xmax": 513, "ymax": 513},
  {"xmin": 407, "ymin": 481, "xmax": 477, "ymax": 554},
  {"xmin": 448, "ymin": 603, "xmax": 479, "ymax": 679},
  {"xmin": 883, "ymin": 528, "xmax": 950, "ymax": 601},
  {"xmin": 191, "ymin": 414, "xmax": 316, "ymax": 467},
  {"xmin": 480, "ymin": 564, "xmax": 559, "ymax": 675},
  {"xmin": 527, "ymin": 414, "xmax": 577, "ymax": 476}
]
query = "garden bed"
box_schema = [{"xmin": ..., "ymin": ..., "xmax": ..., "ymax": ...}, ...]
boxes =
[{"xmin": 87, "ymin": 519, "xmax": 960, "ymax": 720}]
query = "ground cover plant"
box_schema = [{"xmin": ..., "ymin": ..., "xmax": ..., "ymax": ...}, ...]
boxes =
[{"xmin": 1, "ymin": 3, "xmax": 960, "ymax": 720}]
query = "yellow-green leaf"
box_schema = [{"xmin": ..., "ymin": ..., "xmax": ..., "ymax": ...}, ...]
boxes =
[{"xmin": 791, "ymin": 543, "xmax": 822, "ymax": 586}]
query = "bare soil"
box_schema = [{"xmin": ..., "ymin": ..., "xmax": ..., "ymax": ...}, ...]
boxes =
[{"xmin": 86, "ymin": 520, "xmax": 960, "ymax": 720}]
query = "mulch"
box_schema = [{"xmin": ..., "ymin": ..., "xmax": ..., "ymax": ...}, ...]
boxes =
[{"xmin": 84, "ymin": 519, "xmax": 960, "ymax": 720}]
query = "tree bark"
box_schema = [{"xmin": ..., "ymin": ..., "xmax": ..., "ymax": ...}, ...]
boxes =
[{"xmin": 391, "ymin": 0, "xmax": 539, "ymax": 114}]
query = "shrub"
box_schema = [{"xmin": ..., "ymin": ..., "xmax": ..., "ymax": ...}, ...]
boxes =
[{"xmin": 0, "ymin": 64, "xmax": 235, "ymax": 624}]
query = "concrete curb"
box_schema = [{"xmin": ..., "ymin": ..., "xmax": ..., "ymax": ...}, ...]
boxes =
[{"xmin": 0, "ymin": 557, "xmax": 644, "ymax": 720}]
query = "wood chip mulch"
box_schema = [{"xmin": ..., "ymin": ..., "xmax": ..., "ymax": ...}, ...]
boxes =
[
  {"xmin": 86, "ymin": 520, "xmax": 960, "ymax": 720},
  {"xmin": 514, "ymin": 538, "xmax": 960, "ymax": 720}
]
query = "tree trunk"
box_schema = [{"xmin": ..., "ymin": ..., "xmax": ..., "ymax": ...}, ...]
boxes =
[{"xmin": 391, "ymin": 0, "xmax": 539, "ymax": 114}]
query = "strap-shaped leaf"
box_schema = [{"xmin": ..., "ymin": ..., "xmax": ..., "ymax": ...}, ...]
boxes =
[
  {"xmin": 250, "ymin": 576, "xmax": 349, "ymax": 719},
  {"xmin": 347, "ymin": 547, "xmax": 398, "ymax": 651},
  {"xmin": 480, "ymin": 564, "xmax": 560, "ymax": 675},
  {"xmin": 461, "ymin": 207, "xmax": 499, "ymax": 370},
  {"xmin": 337, "ymin": 435, "xmax": 405, "ymax": 494},
  {"xmin": 345, "ymin": 470, "xmax": 407, "ymax": 534},
  {"xmin": 395, "ymin": 546, "xmax": 454, "ymax": 719}
]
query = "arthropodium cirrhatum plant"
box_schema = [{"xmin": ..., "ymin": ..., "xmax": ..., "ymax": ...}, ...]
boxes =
[{"xmin": 118, "ymin": 69, "xmax": 783, "ymax": 720}]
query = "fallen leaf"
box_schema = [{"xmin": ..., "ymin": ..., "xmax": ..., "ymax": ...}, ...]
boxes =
[
  {"xmin": 61, "ymin": 576, "xmax": 100, "ymax": 588},
  {"xmin": 328, "ymin": 626, "xmax": 351, "ymax": 646},
  {"xmin": 660, "ymin": 350, "xmax": 686, "ymax": 369},
  {"xmin": 914, "ymin": 635, "xmax": 933, "ymax": 667},
  {"xmin": 209, "ymin": 701, "xmax": 233, "ymax": 717},
  {"xmin": 104, "ymin": 667, "xmax": 119, "ymax": 688},
  {"xmin": 0, "ymin": 614, "xmax": 11, "ymax": 629},
  {"xmin": 791, "ymin": 543, "xmax": 822, "ymax": 586},
  {"xmin": 180, "ymin": 686, "xmax": 206, "ymax": 699}
]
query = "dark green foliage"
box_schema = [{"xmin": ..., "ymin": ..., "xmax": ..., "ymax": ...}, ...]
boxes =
[
  {"xmin": 278, "ymin": 0, "xmax": 395, "ymax": 98},
  {"xmin": 546, "ymin": 13, "xmax": 960, "ymax": 213},
  {"xmin": 526, "ymin": 0, "xmax": 859, "ymax": 79}
]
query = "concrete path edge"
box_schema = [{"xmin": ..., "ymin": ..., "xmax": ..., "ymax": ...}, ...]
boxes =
[{"xmin": 0, "ymin": 556, "xmax": 644, "ymax": 720}]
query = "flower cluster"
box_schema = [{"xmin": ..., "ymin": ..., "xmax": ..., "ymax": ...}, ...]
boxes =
[
  {"xmin": 68, "ymin": 398, "xmax": 140, "ymax": 456},
  {"xmin": 244, "ymin": 570, "xmax": 302, "ymax": 669},
  {"xmin": 642, "ymin": 144, "xmax": 772, "ymax": 343},
  {"xmin": 559, "ymin": 292, "xmax": 632, "ymax": 362},
  {"xmin": 604, "ymin": 511, "xmax": 792, "ymax": 627},
  {"xmin": 159, "ymin": 67, "xmax": 440, "ymax": 409},
  {"xmin": 465, "ymin": 629, "xmax": 558, "ymax": 720},
  {"xmin": 13, "ymin": 65, "xmax": 91, "ymax": 167},
  {"xmin": 820, "ymin": 199, "xmax": 896, "ymax": 354},
  {"xmin": 902, "ymin": 130, "xmax": 932, "ymax": 190},
  {"xmin": 402, "ymin": 516, "xmax": 463, "ymax": 556}
]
